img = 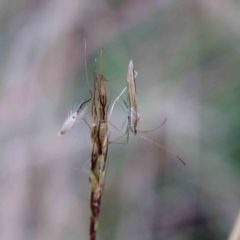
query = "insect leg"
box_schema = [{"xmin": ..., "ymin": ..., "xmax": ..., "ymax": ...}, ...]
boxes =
[
  {"xmin": 138, "ymin": 134, "xmax": 186, "ymax": 165},
  {"xmin": 108, "ymin": 126, "xmax": 130, "ymax": 145}
]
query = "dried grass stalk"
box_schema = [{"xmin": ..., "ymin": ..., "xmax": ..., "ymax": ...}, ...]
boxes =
[{"xmin": 88, "ymin": 52, "xmax": 109, "ymax": 240}]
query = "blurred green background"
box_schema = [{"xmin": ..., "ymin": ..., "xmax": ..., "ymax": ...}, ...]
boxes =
[{"xmin": 0, "ymin": 0, "xmax": 240, "ymax": 240}]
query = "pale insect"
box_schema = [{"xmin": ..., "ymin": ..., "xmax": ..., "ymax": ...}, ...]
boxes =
[
  {"xmin": 113, "ymin": 60, "xmax": 186, "ymax": 165},
  {"xmin": 58, "ymin": 100, "xmax": 90, "ymax": 136}
]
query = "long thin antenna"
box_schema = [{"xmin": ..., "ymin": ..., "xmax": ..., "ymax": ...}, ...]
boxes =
[
  {"xmin": 108, "ymin": 87, "xmax": 127, "ymax": 120},
  {"xmin": 139, "ymin": 134, "xmax": 186, "ymax": 165}
]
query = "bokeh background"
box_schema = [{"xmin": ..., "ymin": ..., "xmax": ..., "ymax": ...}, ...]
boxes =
[{"xmin": 1, "ymin": 0, "xmax": 240, "ymax": 239}]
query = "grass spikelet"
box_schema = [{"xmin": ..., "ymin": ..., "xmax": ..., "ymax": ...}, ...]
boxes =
[{"xmin": 84, "ymin": 45, "xmax": 109, "ymax": 240}]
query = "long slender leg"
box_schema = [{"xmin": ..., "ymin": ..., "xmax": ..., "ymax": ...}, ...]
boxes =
[
  {"xmin": 138, "ymin": 134, "xmax": 186, "ymax": 165},
  {"xmin": 108, "ymin": 126, "xmax": 130, "ymax": 145},
  {"xmin": 138, "ymin": 118, "xmax": 167, "ymax": 133},
  {"xmin": 108, "ymin": 117, "xmax": 128, "ymax": 132}
]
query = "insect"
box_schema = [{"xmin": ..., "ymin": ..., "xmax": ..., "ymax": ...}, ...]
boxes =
[
  {"xmin": 58, "ymin": 99, "xmax": 90, "ymax": 136},
  {"xmin": 113, "ymin": 60, "xmax": 186, "ymax": 165}
]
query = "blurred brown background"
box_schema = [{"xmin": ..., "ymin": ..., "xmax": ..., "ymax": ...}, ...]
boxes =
[{"xmin": 1, "ymin": 0, "xmax": 240, "ymax": 239}]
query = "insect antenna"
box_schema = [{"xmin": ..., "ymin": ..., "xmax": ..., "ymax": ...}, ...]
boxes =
[{"xmin": 108, "ymin": 87, "xmax": 127, "ymax": 120}]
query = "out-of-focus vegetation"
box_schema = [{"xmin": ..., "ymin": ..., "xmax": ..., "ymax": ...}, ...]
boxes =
[{"xmin": 0, "ymin": 0, "xmax": 240, "ymax": 240}]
